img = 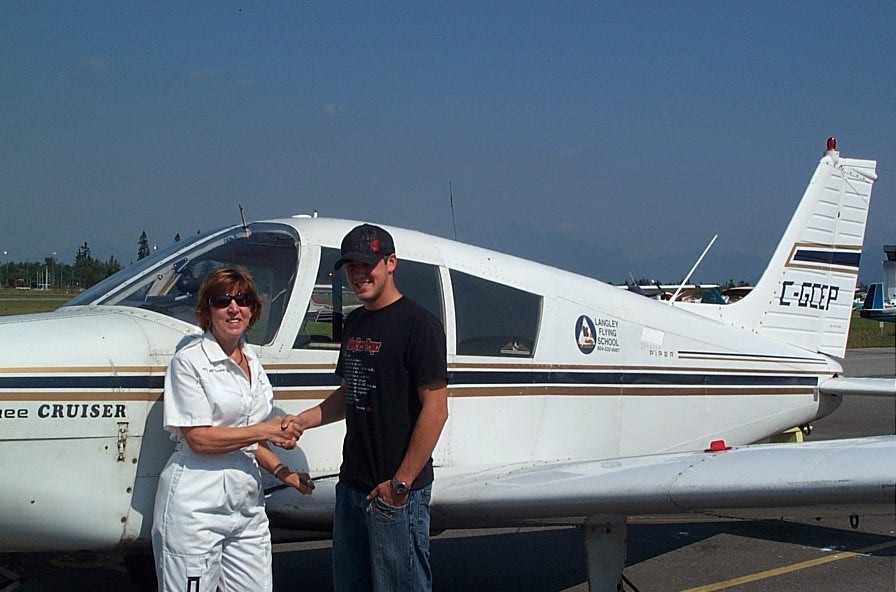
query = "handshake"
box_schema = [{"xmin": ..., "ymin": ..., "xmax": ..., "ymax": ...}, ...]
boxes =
[{"xmin": 264, "ymin": 414, "xmax": 305, "ymax": 449}]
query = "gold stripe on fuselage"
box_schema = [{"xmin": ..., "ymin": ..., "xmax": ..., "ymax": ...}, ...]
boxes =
[
  {"xmin": 0, "ymin": 365, "xmax": 163, "ymax": 374},
  {"xmin": 1, "ymin": 391, "xmax": 161, "ymax": 402}
]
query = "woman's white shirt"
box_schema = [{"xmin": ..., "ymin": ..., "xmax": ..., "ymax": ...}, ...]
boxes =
[{"xmin": 163, "ymin": 332, "xmax": 273, "ymax": 454}]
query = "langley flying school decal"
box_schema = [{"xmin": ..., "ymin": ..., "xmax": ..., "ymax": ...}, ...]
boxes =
[
  {"xmin": 575, "ymin": 315, "xmax": 596, "ymax": 354},
  {"xmin": 576, "ymin": 315, "xmax": 621, "ymax": 354}
]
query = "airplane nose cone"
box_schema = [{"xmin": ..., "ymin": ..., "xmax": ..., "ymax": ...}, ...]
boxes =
[
  {"xmin": 0, "ymin": 306, "xmax": 196, "ymax": 551},
  {"xmin": 0, "ymin": 306, "xmax": 194, "ymax": 367}
]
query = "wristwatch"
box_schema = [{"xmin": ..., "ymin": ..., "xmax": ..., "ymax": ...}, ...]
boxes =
[{"xmin": 390, "ymin": 479, "xmax": 410, "ymax": 496}]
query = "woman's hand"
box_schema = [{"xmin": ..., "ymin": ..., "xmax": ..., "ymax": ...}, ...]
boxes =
[
  {"xmin": 282, "ymin": 471, "xmax": 315, "ymax": 495},
  {"xmin": 264, "ymin": 416, "xmax": 302, "ymax": 449}
]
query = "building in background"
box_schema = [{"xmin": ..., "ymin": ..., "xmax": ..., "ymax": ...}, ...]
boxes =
[{"xmin": 883, "ymin": 244, "xmax": 895, "ymax": 304}]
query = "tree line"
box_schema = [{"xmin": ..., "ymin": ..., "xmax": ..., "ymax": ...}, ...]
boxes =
[
  {"xmin": 2, "ymin": 242, "xmax": 121, "ymax": 290},
  {"xmin": 2, "ymin": 230, "xmax": 183, "ymax": 290}
]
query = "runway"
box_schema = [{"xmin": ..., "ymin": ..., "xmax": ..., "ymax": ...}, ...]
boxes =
[{"xmin": 3, "ymin": 348, "xmax": 893, "ymax": 591}]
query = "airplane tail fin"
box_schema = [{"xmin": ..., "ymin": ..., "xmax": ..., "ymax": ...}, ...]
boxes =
[
  {"xmin": 722, "ymin": 139, "xmax": 877, "ymax": 359},
  {"xmin": 862, "ymin": 282, "xmax": 884, "ymax": 310}
]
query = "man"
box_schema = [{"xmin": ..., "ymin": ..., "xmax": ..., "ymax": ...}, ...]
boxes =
[{"xmin": 286, "ymin": 223, "xmax": 449, "ymax": 592}]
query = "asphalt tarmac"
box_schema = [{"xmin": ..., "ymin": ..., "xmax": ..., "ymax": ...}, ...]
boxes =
[{"xmin": 3, "ymin": 348, "xmax": 894, "ymax": 592}]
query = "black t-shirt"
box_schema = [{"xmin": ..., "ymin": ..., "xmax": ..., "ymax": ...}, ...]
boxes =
[{"xmin": 336, "ymin": 296, "xmax": 448, "ymax": 493}]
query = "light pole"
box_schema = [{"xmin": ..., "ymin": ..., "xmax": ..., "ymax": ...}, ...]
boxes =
[
  {"xmin": 1, "ymin": 250, "xmax": 6, "ymax": 288},
  {"xmin": 51, "ymin": 252, "xmax": 57, "ymax": 290}
]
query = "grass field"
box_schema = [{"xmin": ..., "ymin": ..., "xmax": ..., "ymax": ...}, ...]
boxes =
[
  {"xmin": 846, "ymin": 313, "xmax": 896, "ymax": 349},
  {"xmin": 0, "ymin": 289, "xmax": 73, "ymax": 317},
  {"xmin": 1, "ymin": 288, "xmax": 893, "ymax": 348}
]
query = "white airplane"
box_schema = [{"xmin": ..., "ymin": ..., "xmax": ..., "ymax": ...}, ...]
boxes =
[{"xmin": 1, "ymin": 138, "xmax": 893, "ymax": 591}]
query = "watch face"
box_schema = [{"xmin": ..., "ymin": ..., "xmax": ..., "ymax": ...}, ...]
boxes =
[{"xmin": 391, "ymin": 479, "xmax": 409, "ymax": 494}]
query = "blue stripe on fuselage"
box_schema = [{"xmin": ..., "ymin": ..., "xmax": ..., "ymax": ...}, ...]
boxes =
[
  {"xmin": 0, "ymin": 371, "xmax": 817, "ymax": 391},
  {"xmin": 0, "ymin": 375, "xmax": 164, "ymax": 390}
]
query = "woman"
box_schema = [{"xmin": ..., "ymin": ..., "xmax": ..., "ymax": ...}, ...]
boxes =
[{"xmin": 152, "ymin": 267, "xmax": 313, "ymax": 592}]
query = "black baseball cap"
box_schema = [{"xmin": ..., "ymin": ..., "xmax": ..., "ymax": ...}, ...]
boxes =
[{"xmin": 334, "ymin": 224, "xmax": 396, "ymax": 269}]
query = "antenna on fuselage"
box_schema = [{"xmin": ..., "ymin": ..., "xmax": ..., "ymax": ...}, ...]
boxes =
[
  {"xmin": 626, "ymin": 273, "xmax": 648, "ymax": 296},
  {"xmin": 239, "ymin": 204, "xmax": 249, "ymax": 232},
  {"xmin": 449, "ymin": 181, "xmax": 458, "ymax": 241},
  {"xmin": 668, "ymin": 234, "xmax": 718, "ymax": 305}
]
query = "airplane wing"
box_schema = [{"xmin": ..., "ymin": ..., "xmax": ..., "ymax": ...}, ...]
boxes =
[
  {"xmin": 427, "ymin": 436, "xmax": 896, "ymax": 526},
  {"xmin": 266, "ymin": 436, "xmax": 896, "ymax": 529},
  {"xmin": 820, "ymin": 377, "xmax": 896, "ymax": 397}
]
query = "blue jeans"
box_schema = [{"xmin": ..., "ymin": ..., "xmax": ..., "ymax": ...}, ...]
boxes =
[{"xmin": 332, "ymin": 482, "xmax": 433, "ymax": 592}]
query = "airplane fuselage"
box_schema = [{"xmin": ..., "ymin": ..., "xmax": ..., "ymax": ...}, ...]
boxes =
[{"xmin": 0, "ymin": 216, "xmax": 842, "ymax": 552}]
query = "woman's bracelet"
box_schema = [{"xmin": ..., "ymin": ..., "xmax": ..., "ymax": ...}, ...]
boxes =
[{"xmin": 272, "ymin": 463, "xmax": 291, "ymax": 479}]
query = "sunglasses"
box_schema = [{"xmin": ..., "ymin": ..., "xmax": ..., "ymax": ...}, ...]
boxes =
[{"xmin": 209, "ymin": 293, "xmax": 255, "ymax": 309}]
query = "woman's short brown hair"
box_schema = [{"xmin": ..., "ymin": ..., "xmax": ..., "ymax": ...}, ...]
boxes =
[{"xmin": 195, "ymin": 267, "xmax": 263, "ymax": 332}]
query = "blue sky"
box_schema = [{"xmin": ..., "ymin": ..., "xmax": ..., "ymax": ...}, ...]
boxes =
[{"xmin": 3, "ymin": 2, "xmax": 895, "ymax": 285}]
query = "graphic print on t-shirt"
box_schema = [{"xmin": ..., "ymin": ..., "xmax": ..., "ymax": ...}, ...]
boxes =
[{"xmin": 344, "ymin": 336, "xmax": 382, "ymax": 412}]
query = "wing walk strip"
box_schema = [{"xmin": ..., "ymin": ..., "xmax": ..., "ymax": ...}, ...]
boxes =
[{"xmin": 680, "ymin": 539, "xmax": 896, "ymax": 592}]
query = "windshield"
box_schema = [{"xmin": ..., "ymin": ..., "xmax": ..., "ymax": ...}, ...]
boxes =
[
  {"xmin": 65, "ymin": 223, "xmax": 300, "ymax": 345},
  {"xmin": 67, "ymin": 227, "xmax": 232, "ymax": 305}
]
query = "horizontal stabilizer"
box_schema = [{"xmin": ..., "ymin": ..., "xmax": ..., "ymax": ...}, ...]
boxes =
[{"xmin": 820, "ymin": 377, "xmax": 896, "ymax": 398}]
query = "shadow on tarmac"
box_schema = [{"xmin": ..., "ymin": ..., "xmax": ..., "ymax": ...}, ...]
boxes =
[{"xmin": 8, "ymin": 518, "xmax": 889, "ymax": 592}]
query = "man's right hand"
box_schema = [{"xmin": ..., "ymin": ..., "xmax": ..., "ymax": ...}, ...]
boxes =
[
  {"xmin": 281, "ymin": 414, "xmax": 304, "ymax": 432},
  {"xmin": 267, "ymin": 416, "xmax": 302, "ymax": 449}
]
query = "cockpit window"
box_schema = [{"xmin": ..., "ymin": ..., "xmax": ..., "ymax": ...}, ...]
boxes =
[
  {"xmin": 65, "ymin": 225, "xmax": 299, "ymax": 346},
  {"xmin": 293, "ymin": 247, "xmax": 359, "ymax": 350},
  {"xmin": 451, "ymin": 270, "xmax": 541, "ymax": 357}
]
